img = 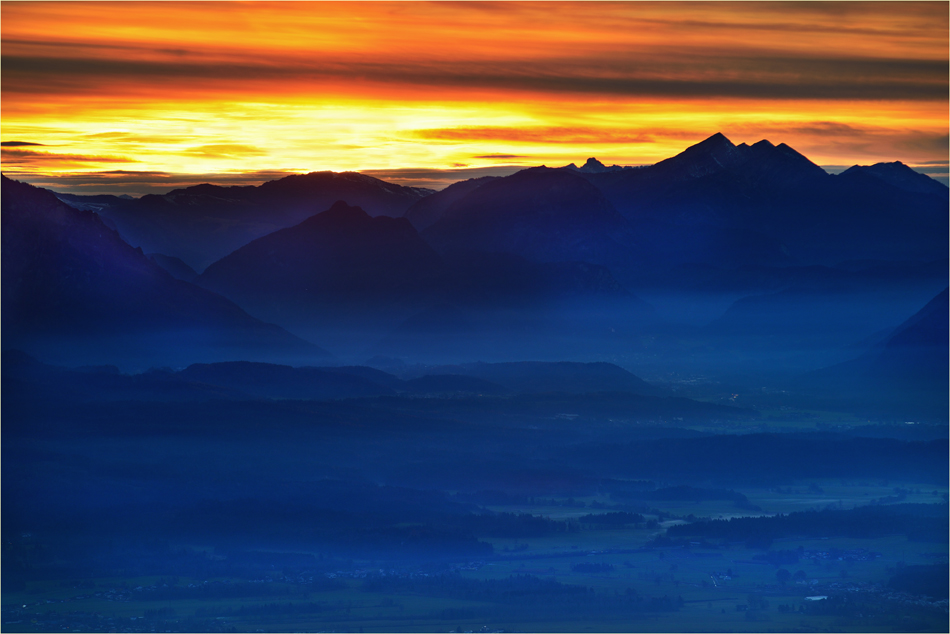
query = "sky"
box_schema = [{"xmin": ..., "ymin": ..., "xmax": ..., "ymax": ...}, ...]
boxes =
[{"xmin": 2, "ymin": 1, "xmax": 948, "ymax": 195}]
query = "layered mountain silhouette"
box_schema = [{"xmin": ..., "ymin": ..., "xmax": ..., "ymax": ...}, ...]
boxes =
[
  {"xmin": 59, "ymin": 171, "xmax": 432, "ymax": 270},
  {"xmin": 407, "ymin": 361, "xmax": 659, "ymax": 396},
  {"xmin": 175, "ymin": 361, "xmax": 396, "ymax": 400},
  {"xmin": 411, "ymin": 134, "xmax": 944, "ymax": 281},
  {"xmin": 197, "ymin": 201, "xmax": 453, "ymax": 349},
  {"xmin": 148, "ymin": 252, "xmax": 199, "ymax": 282},
  {"xmin": 9, "ymin": 354, "xmax": 756, "ymax": 428},
  {"xmin": 200, "ymin": 200, "xmax": 446, "ymax": 308},
  {"xmin": 2, "ymin": 350, "xmax": 380, "ymax": 405},
  {"xmin": 20, "ymin": 132, "xmax": 947, "ymax": 376},
  {"xmin": 52, "ymin": 133, "xmax": 946, "ymax": 282},
  {"xmin": 1, "ymin": 175, "xmax": 329, "ymax": 369},
  {"xmin": 199, "ymin": 197, "xmax": 641, "ymax": 316},
  {"xmin": 198, "ymin": 199, "xmax": 649, "ymax": 359},
  {"xmin": 563, "ymin": 157, "xmax": 633, "ymax": 174},
  {"xmin": 404, "ymin": 176, "xmax": 499, "ymax": 231},
  {"xmin": 576, "ymin": 133, "xmax": 948, "ymax": 268}
]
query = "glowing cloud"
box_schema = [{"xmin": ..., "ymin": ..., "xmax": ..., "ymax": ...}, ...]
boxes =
[{"xmin": 2, "ymin": 2, "xmax": 946, "ymax": 193}]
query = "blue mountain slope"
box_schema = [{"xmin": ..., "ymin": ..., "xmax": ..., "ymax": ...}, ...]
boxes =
[{"xmin": 1, "ymin": 175, "xmax": 330, "ymax": 369}]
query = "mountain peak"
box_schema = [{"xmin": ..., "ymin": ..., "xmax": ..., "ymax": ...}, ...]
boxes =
[
  {"xmin": 682, "ymin": 132, "xmax": 738, "ymax": 157},
  {"xmin": 583, "ymin": 157, "xmax": 606, "ymax": 169},
  {"xmin": 562, "ymin": 157, "xmax": 628, "ymax": 174},
  {"xmin": 655, "ymin": 132, "xmax": 745, "ymax": 178},
  {"xmin": 699, "ymin": 132, "xmax": 735, "ymax": 148},
  {"xmin": 316, "ymin": 200, "xmax": 371, "ymax": 222},
  {"xmin": 329, "ymin": 199, "xmax": 357, "ymax": 212}
]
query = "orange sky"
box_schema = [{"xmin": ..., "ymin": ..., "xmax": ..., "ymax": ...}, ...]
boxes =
[{"xmin": 2, "ymin": 1, "xmax": 947, "ymax": 194}]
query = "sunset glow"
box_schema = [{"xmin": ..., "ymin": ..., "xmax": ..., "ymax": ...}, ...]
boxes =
[{"xmin": 2, "ymin": 1, "xmax": 947, "ymax": 193}]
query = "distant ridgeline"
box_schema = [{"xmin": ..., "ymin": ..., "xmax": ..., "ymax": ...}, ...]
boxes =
[
  {"xmin": 666, "ymin": 503, "xmax": 948, "ymax": 543},
  {"xmin": 2, "ymin": 133, "xmax": 947, "ymax": 421}
]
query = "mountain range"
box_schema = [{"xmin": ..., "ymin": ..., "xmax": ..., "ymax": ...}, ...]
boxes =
[
  {"xmin": 58, "ymin": 171, "xmax": 432, "ymax": 271},
  {"xmin": 4, "ymin": 132, "xmax": 946, "ymax": 394},
  {"xmin": 574, "ymin": 133, "xmax": 948, "ymax": 268},
  {"xmin": 1, "ymin": 175, "xmax": 330, "ymax": 369},
  {"xmin": 199, "ymin": 200, "xmax": 446, "ymax": 311},
  {"xmin": 196, "ymin": 198, "xmax": 651, "ymax": 359},
  {"xmin": 55, "ymin": 133, "xmax": 948, "ymax": 282}
]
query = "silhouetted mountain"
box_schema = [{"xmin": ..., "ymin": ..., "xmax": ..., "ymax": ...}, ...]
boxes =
[
  {"xmin": 177, "ymin": 361, "xmax": 396, "ymax": 400},
  {"xmin": 578, "ymin": 133, "xmax": 948, "ymax": 267},
  {"xmin": 1, "ymin": 351, "xmax": 401, "ymax": 403},
  {"xmin": 1, "ymin": 175, "xmax": 328, "ymax": 369},
  {"xmin": 562, "ymin": 157, "xmax": 632, "ymax": 174},
  {"xmin": 402, "ymin": 135, "xmax": 945, "ymax": 290},
  {"xmin": 63, "ymin": 171, "xmax": 433, "ymax": 270},
  {"xmin": 1, "ymin": 349, "xmax": 245, "ymax": 405},
  {"xmin": 840, "ymin": 161, "xmax": 949, "ymax": 195},
  {"xmin": 197, "ymin": 199, "xmax": 651, "ymax": 361},
  {"xmin": 404, "ymin": 176, "xmax": 499, "ymax": 231},
  {"xmin": 4, "ymin": 351, "xmax": 675, "ymax": 415},
  {"xmin": 198, "ymin": 200, "xmax": 448, "ymax": 324},
  {"xmin": 423, "ymin": 167, "xmax": 635, "ymax": 269},
  {"xmin": 591, "ymin": 133, "xmax": 826, "ymax": 202},
  {"xmin": 406, "ymin": 361, "xmax": 659, "ymax": 396},
  {"xmin": 148, "ymin": 253, "xmax": 198, "ymax": 282},
  {"xmin": 325, "ymin": 365, "xmax": 407, "ymax": 390}
]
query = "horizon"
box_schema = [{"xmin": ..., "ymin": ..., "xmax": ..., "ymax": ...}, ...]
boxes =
[
  {"xmin": 3, "ymin": 4, "xmax": 948, "ymax": 630},
  {"xmin": 2, "ymin": 2, "xmax": 947, "ymax": 195},
  {"xmin": 5, "ymin": 139, "xmax": 948, "ymax": 198}
]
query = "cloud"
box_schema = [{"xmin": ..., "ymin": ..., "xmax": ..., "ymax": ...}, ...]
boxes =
[
  {"xmin": 895, "ymin": 134, "xmax": 950, "ymax": 155},
  {"xmin": 1, "ymin": 148, "xmax": 137, "ymax": 169},
  {"xmin": 907, "ymin": 164, "xmax": 949, "ymax": 186},
  {"xmin": 2, "ymin": 50, "xmax": 946, "ymax": 102},
  {"xmin": 181, "ymin": 144, "xmax": 267, "ymax": 158},
  {"xmin": 1, "ymin": 141, "xmax": 46, "ymax": 147},
  {"xmin": 416, "ymin": 127, "xmax": 656, "ymax": 144},
  {"xmin": 361, "ymin": 166, "xmax": 525, "ymax": 190},
  {"xmin": 718, "ymin": 122, "xmax": 949, "ymax": 165},
  {"xmin": 8, "ymin": 169, "xmax": 294, "ymax": 197},
  {"xmin": 2, "ymin": 3, "xmax": 945, "ymax": 185}
]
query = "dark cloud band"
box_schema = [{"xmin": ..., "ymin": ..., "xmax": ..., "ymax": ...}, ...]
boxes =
[{"xmin": 3, "ymin": 52, "xmax": 946, "ymax": 101}]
